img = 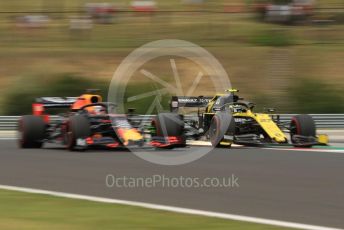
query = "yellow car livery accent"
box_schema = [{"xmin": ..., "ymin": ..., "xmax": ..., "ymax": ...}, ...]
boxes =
[
  {"xmin": 219, "ymin": 141, "xmax": 232, "ymax": 146},
  {"xmin": 234, "ymin": 111, "xmax": 287, "ymax": 143},
  {"xmin": 205, "ymin": 94, "xmax": 225, "ymax": 113},
  {"xmin": 317, "ymin": 134, "xmax": 329, "ymax": 145},
  {"xmin": 118, "ymin": 128, "xmax": 143, "ymax": 145},
  {"xmin": 225, "ymin": 88, "xmax": 239, "ymax": 93}
]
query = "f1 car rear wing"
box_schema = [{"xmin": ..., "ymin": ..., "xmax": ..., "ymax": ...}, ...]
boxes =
[
  {"xmin": 35, "ymin": 97, "xmax": 78, "ymax": 108},
  {"xmin": 170, "ymin": 96, "xmax": 213, "ymax": 112},
  {"xmin": 32, "ymin": 97, "xmax": 78, "ymax": 118}
]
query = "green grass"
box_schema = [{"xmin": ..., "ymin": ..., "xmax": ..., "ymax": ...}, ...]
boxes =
[
  {"xmin": 124, "ymin": 82, "xmax": 172, "ymax": 114},
  {"xmin": 2, "ymin": 74, "xmax": 109, "ymax": 115},
  {"xmin": 251, "ymin": 29, "xmax": 295, "ymax": 46},
  {"xmin": 0, "ymin": 189, "xmax": 293, "ymax": 230},
  {"xmin": 0, "ymin": 0, "xmax": 343, "ymax": 115}
]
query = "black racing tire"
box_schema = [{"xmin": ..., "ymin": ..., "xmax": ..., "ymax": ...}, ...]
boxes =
[
  {"xmin": 152, "ymin": 113, "xmax": 184, "ymax": 137},
  {"xmin": 290, "ymin": 114, "xmax": 316, "ymax": 147},
  {"xmin": 151, "ymin": 113, "xmax": 185, "ymax": 148},
  {"xmin": 209, "ymin": 112, "xmax": 235, "ymax": 148},
  {"xmin": 67, "ymin": 115, "xmax": 91, "ymax": 151},
  {"xmin": 209, "ymin": 115, "xmax": 221, "ymax": 147},
  {"xmin": 18, "ymin": 115, "xmax": 45, "ymax": 148}
]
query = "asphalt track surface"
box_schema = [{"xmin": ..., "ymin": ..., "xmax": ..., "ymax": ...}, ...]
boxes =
[{"xmin": 0, "ymin": 140, "xmax": 343, "ymax": 229}]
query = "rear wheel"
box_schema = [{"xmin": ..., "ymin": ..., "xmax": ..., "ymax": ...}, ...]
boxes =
[
  {"xmin": 209, "ymin": 116, "xmax": 220, "ymax": 147},
  {"xmin": 209, "ymin": 113, "xmax": 235, "ymax": 148},
  {"xmin": 18, "ymin": 115, "xmax": 45, "ymax": 148},
  {"xmin": 67, "ymin": 115, "xmax": 91, "ymax": 151},
  {"xmin": 290, "ymin": 114, "xmax": 316, "ymax": 147}
]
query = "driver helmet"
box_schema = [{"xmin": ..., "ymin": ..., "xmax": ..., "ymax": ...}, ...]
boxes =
[{"xmin": 87, "ymin": 105, "xmax": 106, "ymax": 115}]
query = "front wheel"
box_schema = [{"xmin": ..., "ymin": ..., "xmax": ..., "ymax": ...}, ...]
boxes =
[
  {"xmin": 290, "ymin": 114, "xmax": 316, "ymax": 147},
  {"xmin": 66, "ymin": 115, "xmax": 91, "ymax": 151},
  {"xmin": 151, "ymin": 113, "xmax": 186, "ymax": 148}
]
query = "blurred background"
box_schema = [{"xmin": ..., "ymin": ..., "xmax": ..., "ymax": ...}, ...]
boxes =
[{"xmin": 0, "ymin": 0, "xmax": 343, "ymax": 115}]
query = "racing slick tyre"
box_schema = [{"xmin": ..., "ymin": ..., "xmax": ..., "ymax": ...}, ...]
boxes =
[
  {"xmin": 18, "ymin": 115, "xmax": 45, "ymax": 148},
  {"xmin": 209, "ymin": 112, "xmax": 235, "ymax": 148},
  {"xmin": 151, "ymin": 113, "xmax": 185, "ymax": 148},
  {"xmin": 290, "ymin": 114, "xmax": 316, "ymax": 148},
  {"xmin": 67, "ymin": 115, "xmax": 91, "ymax": 151}
]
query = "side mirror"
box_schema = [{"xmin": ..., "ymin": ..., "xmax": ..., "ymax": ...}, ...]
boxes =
[
  {"xmin": 248, "ymin": 103, "xmax": 255, "ymax": 110},
  {"xmin": 127, "ymin": 108, "xmax": 136, "ymax": 115},
  {"xmin": 265, "ymin": 108, "xmax": 275, "ymax": 113},
  {"xmin": 213, "ymin": 107, "xmax": 223, "ymax": 112}
]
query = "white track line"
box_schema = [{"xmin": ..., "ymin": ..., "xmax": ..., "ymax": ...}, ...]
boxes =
[
  {"xmin": 0, "ymin": 185, "xmax": 342, "ymax": 230},
  {"xmin": 187, "ymin": 140, "xmax": 243, "ymax": 147},
  {"xmin": 261, "ymin": 147, "xmax": 344, "ymax": 154},
  {"xmin": 187, "ymin": 140, "xmax": 344, "ymax": 154}
]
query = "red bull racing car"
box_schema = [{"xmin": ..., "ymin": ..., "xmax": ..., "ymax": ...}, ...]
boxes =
[{"xmin": 18, "ymin": 90, "xmax": 185, "ymax": 151}]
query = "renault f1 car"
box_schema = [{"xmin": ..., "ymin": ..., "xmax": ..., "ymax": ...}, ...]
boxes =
[
  {"xmin": 18, "ymin": 90, "xmax": 185, "ymax": 151},
  {"xmin": 170, "ymin": 89, "xmax": 328, "ymax": 148}
]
